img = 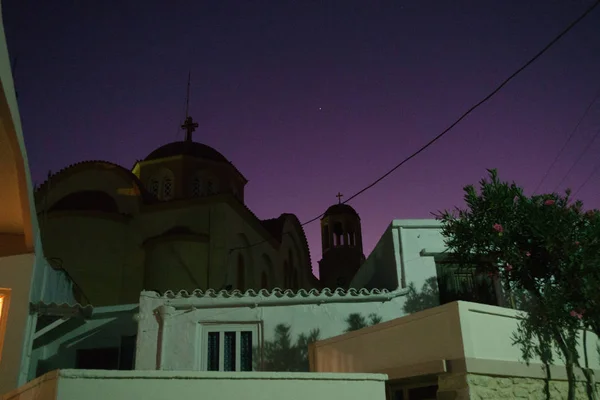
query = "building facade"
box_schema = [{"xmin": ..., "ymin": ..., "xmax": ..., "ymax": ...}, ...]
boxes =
[
  {"xmin": 34, "ymin": 129, "xmax": 319, "ymax": 307},
  {"xmin": 0, "ymin": 5, "xmax": 74, "ymax": 395}
]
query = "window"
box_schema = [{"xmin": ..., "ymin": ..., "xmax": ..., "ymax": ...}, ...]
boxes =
[
  {"xmin": 261, "ymin": 271, "xmax": 268, "ymax": 289},
  {"xmin": 237, "ymin": 254, "xmax": 245, "ymax": 291},
  {"xmin": 292, "ymin": 270, "xmax": 299, "ymax": 289},
  {"xmin": 149, "ymin": 179, "xmax": 159, "ymax": 196},
  {"xmin": 202, "ymin": 325, "xmax": 256, "ymax": 372},
  {"xmin": 191, "ymin": 177, "xmax": 202, "ymax": 197},
  {"xmin": 322, "ymin": 225, "xmax": 330, "ymax": 250},
  {"xmin": 283, "ymin": 261, "xmax": 291, "ymax": 288},
  {"xmin": 231, "ymin": 183, "xmax": 239, "ymax": 199},
  {"xmin": 435, "ymin": 261, "xmax": 500, "ymax": 306},
  {"xmin": 206, "ymin": 179, "xmax": 219, "ymax": 195},
  {"xmin": 162, "ymin": 177, "xmax": 173, "ymax": 200}
]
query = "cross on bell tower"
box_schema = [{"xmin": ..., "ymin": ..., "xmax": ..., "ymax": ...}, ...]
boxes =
[
  {"xmin": 182, "ymin": 116, "xmax": 199, "ymax": 142},
  {"xmin": 336, "ymin": 192, "xmax": 344, "ymax": 204}
]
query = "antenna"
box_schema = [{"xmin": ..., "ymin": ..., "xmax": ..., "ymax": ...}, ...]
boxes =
[{"xmin": 185, "ymin": 70, "xmax": 191, "ymax": 119}]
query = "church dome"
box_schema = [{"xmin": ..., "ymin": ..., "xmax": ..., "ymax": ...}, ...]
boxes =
[
  {"xmin": 323, "ymin": 203, "xmax": 359, "ymax": 218},
  {"xmin": 144, "ymin": 141, "xmax": 230, "ymax": 163}
]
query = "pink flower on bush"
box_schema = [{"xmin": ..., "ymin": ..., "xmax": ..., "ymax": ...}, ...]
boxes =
[
  {"xmin": 575, "ymin": 241, "xmax": 580, "ymax": 247},
  {"xmin": 570, "ymin": 310, "xmax": 584, "ymax": 320},
  {"xmin": 544, "ymin": 199, "xmax": 555, "ymax": 206},
  {"xmin": 504, "ymin": 264, "xmax": 513, "ymax": 272},
  {"xmin": 493, "ymin": 223, "xmax": 503, "ymax": 233},
  {"xmin": 525, "ymin": 251, "xmax": 531, "ymax": 257}
]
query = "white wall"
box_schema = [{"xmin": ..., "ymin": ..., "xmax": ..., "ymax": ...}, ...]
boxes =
[
  {"xmin": 2, "ymin": 370, "xmax": 388, "ymax": 400},
  {"xmin": 351, "ymin": 220, "xmax": 445, "ymax": 292},
  {"xmin": 135, "ymin": 289, "xmax": 409, "ymax": 372},
  {"xmin": 0, "ymin": 254, "xmax": 34, "ymax": 395}
]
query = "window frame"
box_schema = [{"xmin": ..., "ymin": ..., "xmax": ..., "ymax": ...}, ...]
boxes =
[
  {"xmin": 199, "ymin": 323, "xmax": 260, "ymax": 372},
  {"xmin": 161, "ymin": 177, "xmax": 174, "ymax": 200},
  {"xmin": 0, "ymin": 289, "xmax": 10, "ymax": 364}
]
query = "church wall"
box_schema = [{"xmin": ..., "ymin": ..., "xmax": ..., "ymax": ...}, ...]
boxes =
[
  {"xmin": 279, "ymin": 220, "xmax": 313, "ymax": 289},
  {"xmin": 144, "ymin": 239, "xmax": 210, "ymax": 293},
  {"xmin": 135, "ymin": 291, "xmax": 408, "ymax": 372},
  {"xmin": 216, "ymin": 204, "xmax": 283, "ymax": 291},
  {"xmin": 40, "ymin": 214, "xmax": 141, "ymax": 306}
]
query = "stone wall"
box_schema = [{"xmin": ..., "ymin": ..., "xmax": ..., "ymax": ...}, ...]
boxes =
[{"xmin": 438, "ymin": 372, "xmax": 600, "ymax": 400}]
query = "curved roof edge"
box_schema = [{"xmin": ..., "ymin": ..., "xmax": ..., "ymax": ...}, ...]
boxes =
[{"xmin": 35, "ymin": 160, "xmax": 154, "ymax": 203}]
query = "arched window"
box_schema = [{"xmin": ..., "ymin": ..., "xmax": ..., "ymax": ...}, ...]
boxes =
[
  {"xmin": 149, "ymin": 179, "xmax": 159, "ymax": 197},
  {"xmin": 284, "ymin": 261, "xmax": 290, "ymax": 288},
  {"xmin": 261, "ymin": 271, "xmax": 268, "ymax": 289},
  {"xmin": 288, "ymin": 251, "xmax": 296, "ymax": 289},
  {"xmin": 162, "ymin": 177, "xmax": 173, "ymax": 200},
  {"xmin": 237, "ymin": 254, "xmax": 245, "ymax": 291},
  {"xmin": 322, "ymin": 224, "xmax": 330, "ymax": 250},
  {"xmin": 206, "ymin": 178, "xmax": 219, "ymax": 195},
  {"xmin": 191, "ymin": 177, "xmax": 202, "ymax": 197},
  {"xmin": 292, "ymin": 269, "xmax": 299, "ymax": 290}
]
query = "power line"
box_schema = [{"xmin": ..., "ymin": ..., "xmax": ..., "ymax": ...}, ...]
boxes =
[
  {"xmin": 573, "ymin": 158, "xmax": 600, "ymax": 198},
  {"xmin": 553, "ymin": 127, "xmax": 600, "ymax": 193},
  {"xmin": 229, "ymin": 0, "xmax": 600, "ymax": 254},
  {"xmin": 534, "ymin": 87, "xmax": 600, "ymax": 194}
]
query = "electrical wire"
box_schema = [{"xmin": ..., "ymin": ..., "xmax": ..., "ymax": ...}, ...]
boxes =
[
  {"xmin": 229, "ymin": 0, "xmax": 600, "ymax": 254},
  {"xmin": 534, "ymin": 87, "xmax": 600, "ymax": 194},
  {"xmin": 553, "ymin": 127, "xmax": 600, "ymax": 192},
  {"xmin": 572, "ymin": 159, "xmax": 600, "ymax": 198}
]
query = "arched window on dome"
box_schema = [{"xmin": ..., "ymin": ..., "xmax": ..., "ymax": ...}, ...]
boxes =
[
  {"xmin": 237, "ymin": 254, "xmax": 245, "ymax": 291},
  {"xmin": 231, "ymin": 183, "xmax": 239, "ymax": 200},
  {"xmin": 191, "ymin": 176, "xmax": 202, "ymax": 197},
  {"xmin": 162, "ymin": 177, "xmax": 174, "ymax": 200},
  {"xmin": 206, "ymin": 178, "xmax": 219, "ymax": 196},
  {"xmin": 149, "ymin": 179, "xmax": 159, "ymax": 197}
]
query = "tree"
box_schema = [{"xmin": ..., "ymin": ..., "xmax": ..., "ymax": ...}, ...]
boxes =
[
  {"xmin": 437, "ymin": 169, "xmax": 600, "ymax": 400},
  {"xmin": 255, "ymin": 324, "xmax": 320, "ymax": 372},
  {"xmin": 402, "ymin": 277, "xmax": 440, "ymax": 314},
  {"xmin": 344, "ymin": 313, "xmax": 382, "ymax": 332}
]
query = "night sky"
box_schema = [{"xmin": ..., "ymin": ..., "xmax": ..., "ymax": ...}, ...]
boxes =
[{"xmin": 4, "ymin": 1, "xmax": 600, "ymax": 274}]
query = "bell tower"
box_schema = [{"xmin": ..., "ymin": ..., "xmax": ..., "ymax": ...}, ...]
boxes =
[{"xmin": 317, "ymin": 193, "xmax": 365, "ymax": 289}]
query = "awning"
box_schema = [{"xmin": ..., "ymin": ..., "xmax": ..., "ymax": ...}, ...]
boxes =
[{"xmin": 30, "ymin": 301, "xmax": 93, "ymax": 319}]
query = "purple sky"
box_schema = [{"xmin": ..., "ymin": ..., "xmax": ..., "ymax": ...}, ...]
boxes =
[{"xmin": 4, "ymin": 1, "xmax": 600, "ymax": 275}]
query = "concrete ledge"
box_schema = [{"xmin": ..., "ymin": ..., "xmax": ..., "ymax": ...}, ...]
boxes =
[
  {"xmin": 448, "ymin": 358, "xmax": 600, "ymax": 381},
  {"xmin": 58, "ymin": 369, "xmax": 389, "ymax": 382}
]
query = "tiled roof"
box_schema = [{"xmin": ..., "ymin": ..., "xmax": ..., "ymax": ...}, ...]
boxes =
[
  {"xmin": 146, "ymin": 287, "xmax": 391, "ymax": 299},
  {"xmin": 35, "ymin": 160, "xmax": 155, "ymax": 203},
  {"xmin": 30, "ymin": 301, "xmax": 94, "ymax": 318}
]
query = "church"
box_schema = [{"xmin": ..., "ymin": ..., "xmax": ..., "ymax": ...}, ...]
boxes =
[{"xmin": 33, "ymin": 114, "xmax": 367, "ymax": 307}]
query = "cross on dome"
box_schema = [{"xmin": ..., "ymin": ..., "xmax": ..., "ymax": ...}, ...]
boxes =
[
  {"xmin": 336, "ymin": 192, "xmax": 344, "ymax": 204},
  {"xmin": 182, "ymin": 116, "xmax": 199, "ymax": 142}
]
